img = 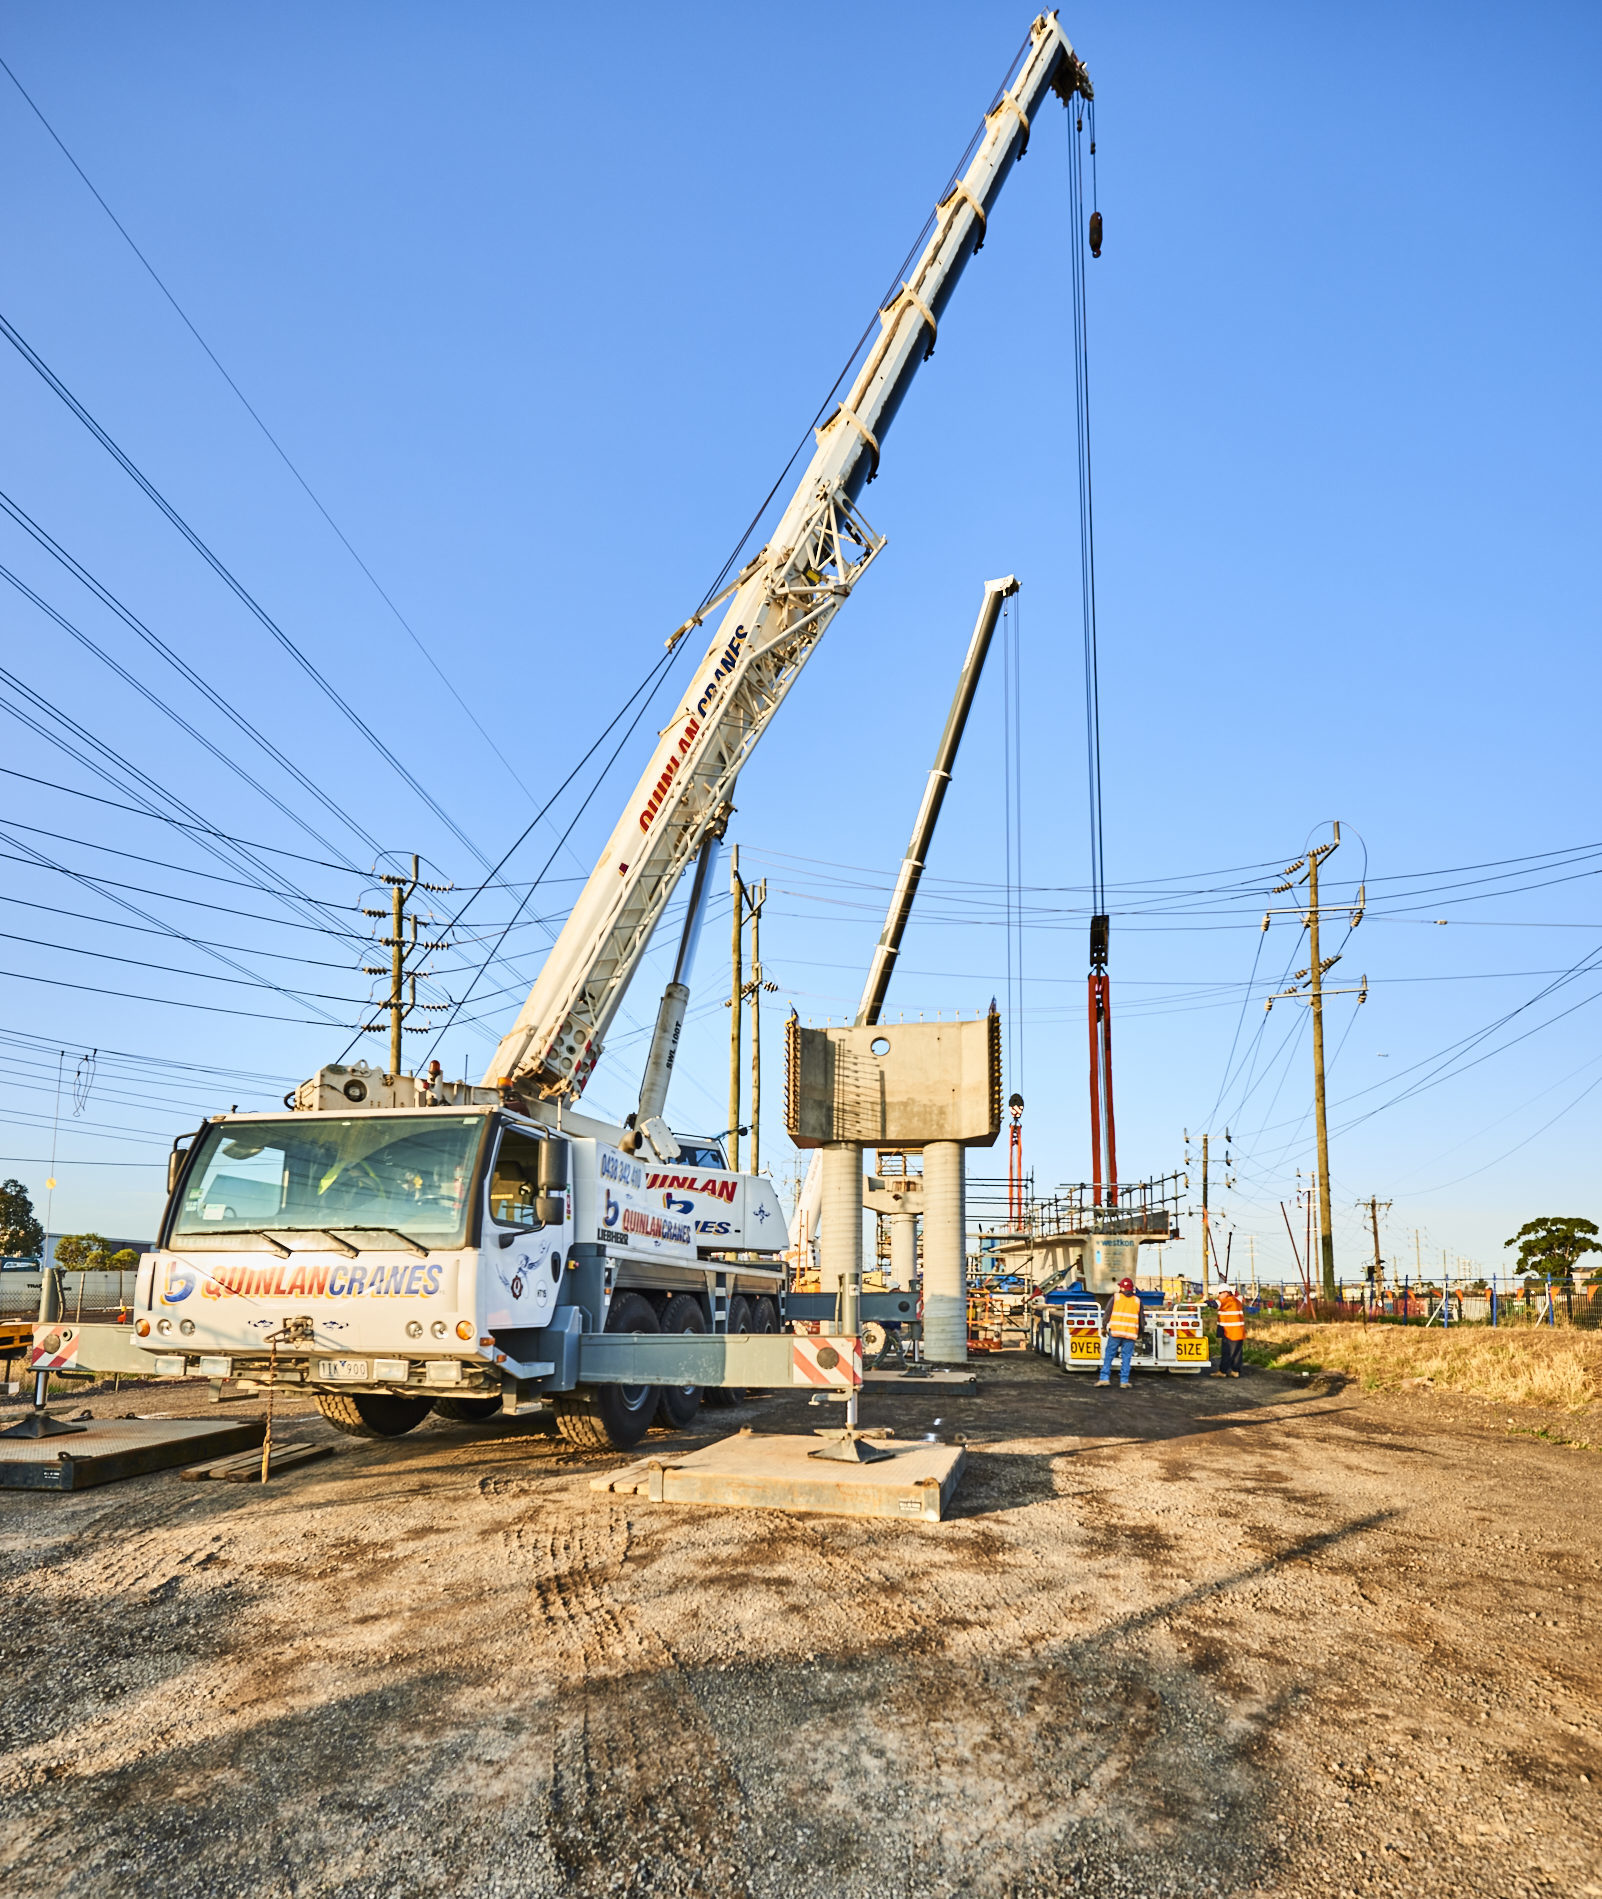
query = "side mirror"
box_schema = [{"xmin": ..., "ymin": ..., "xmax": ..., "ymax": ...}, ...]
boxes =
[
  {"xmin": 167, "ymin": 1147, "xmax": 185, "ymax": 1194},
  {"xmin": 534, "ymin": 1193, "xmax": 566, "ymax": 1226}
]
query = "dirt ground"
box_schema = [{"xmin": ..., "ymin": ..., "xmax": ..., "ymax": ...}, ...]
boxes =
[{"xmin": 1, "ymin": 1354, "xmax": 1599, "ymax": 1899}]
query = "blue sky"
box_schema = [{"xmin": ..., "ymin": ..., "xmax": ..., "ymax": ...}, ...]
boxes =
[{"xmin": 1, "ymin": 2, "xmax": 1598, "ymax": 1283}]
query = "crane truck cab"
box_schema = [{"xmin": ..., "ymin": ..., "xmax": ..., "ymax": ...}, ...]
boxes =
[{"xmin": 134, "ymin": 1075, "xmax": 785, "ymax": 1449}]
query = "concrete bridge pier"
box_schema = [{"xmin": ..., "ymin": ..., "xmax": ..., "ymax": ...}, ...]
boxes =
[{"xmin": 921, "ymin": 1140, "xmax": 967, "ymax": 1362}]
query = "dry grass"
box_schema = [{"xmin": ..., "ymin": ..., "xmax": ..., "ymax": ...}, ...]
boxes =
[{"xmin": 1246, "ymin": 1319, "xmax": 1602, "ymax": 1412}]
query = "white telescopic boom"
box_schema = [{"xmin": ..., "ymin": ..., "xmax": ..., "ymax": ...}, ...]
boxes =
[{"xmin": 486, "ymin": 14, "xmax": 1090, "ymax": 1101}]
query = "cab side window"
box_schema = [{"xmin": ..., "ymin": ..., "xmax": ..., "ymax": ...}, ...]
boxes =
[{"xmin": 488, "ymin": 1130, "xmax": 544, "ymax": 1228}]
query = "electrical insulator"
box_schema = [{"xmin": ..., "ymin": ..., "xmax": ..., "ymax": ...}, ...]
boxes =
[{"xmin": 1088, "ymin": 210, "xmax": 1103, "ymax": 257}]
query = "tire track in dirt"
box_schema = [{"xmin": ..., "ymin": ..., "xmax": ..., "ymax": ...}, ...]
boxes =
[{"xmin": 501, "ymin": 1498, "xmax": 755, "ymax": 1897}]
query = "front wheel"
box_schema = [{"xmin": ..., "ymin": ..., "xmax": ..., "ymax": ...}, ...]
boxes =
[
  {"xmin": 553, "ymin": 1291, "xmax": 660, "ymax": 1451},
  {"xmin": 316, "ymin": 1391, "xmax": 436, "ymax": 1438}
]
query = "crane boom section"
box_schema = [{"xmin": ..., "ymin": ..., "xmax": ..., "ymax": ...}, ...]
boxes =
[{"xmin": 487, "ymin": 14, "xmax": 1089, "ymax": 1100}]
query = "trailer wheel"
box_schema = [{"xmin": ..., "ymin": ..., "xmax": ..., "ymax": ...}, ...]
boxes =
[
  {"xmin": 553, "ymin": 1291, "xmax": 660, "ymax": 1451},
  {"xmin": 315, "ymin": 1391, "xmax": 436, "ymax": 1438},
  {"xmin": 433, "ymin": 1395, "xmax": 503, "ymax": 1422},
  {"xmin": 705, "ymin": 1294, "xmax": 751, "ymax": 1407},
  {"xmin": 655, "ymin": 1293, "xmax": 707, "ymax": 1428}
]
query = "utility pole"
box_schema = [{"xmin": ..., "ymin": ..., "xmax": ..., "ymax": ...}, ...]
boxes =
[
  {"xmin": 1362, "ymin": 1196, "xmax": 1391, "ymax": 1304},
  {"xmin": 726, "ymin": 856, "xmax": 776, "ymax": 1174},
  {"xmin": 1265, "ymin": 823, "xmax": 1365, "ymax": 1303},
  {"xmin": 1200, "ymin": 1134, "xmax": 1210, "ymax": 1295},
  {"xmin": 747, "ymin": 877, "xmax": 769, "ymax": 1174},
  {"xmin": 360, "ymin": 856, "xmax": 452, "ymax": 1073},
  {"xmin": 728, "ymin": 847, "xmax": 744, "ymax": 1172},
  {"xmin": 1185, "ymin": 1127, "xmax": 1232, "ymax": 1294},
  {"xmin": 1306, "ymin": 844, "xmax": 1336, "ymax": 1301}
]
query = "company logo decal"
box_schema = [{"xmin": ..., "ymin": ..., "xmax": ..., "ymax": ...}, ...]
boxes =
[
  {"xmin": 644, "ymin": 1173, "xmax": 737, "ymax": 1203},
  {"xmin": 600, "ymin": 1189, "xmax": 691, "ymax": 1247},
  {"xmin": 162, "ymin": 1258, "xmax": 445, "ymax": 1302},
  {"xmin": 693, "ymin": 623, "xmax": 749, "ymax": 721},
  {"xmin": 637, "ymin": 714, "xmax": 703, "ymax": 834}
]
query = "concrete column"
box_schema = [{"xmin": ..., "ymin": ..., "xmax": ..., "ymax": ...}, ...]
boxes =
[
  {"xmin": 922, "ymin": 1140, "xmax": 967, "ymax": 1362},
  {"xmin": 888, "ymin": 1211, "xmax": 919, "ymax": 1289},
  {"xmin": 819, "ymin": 1141, "xmax": 863, "ymax": 1334}
]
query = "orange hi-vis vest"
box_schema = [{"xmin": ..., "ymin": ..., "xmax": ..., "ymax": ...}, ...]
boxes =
[
  {"xmin": 1217, "ymin": 1290, "xmax": 1246, "ymax": 1340},
  {"xmin": 1108, "ymin": 1292, "xmax": 1143, "ymax": 1340}
]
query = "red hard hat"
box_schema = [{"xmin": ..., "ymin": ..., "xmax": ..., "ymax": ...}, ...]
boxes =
[{"xmin": 1118, "ymin": 1277, "xmax": 1135, "ymax": 1294}]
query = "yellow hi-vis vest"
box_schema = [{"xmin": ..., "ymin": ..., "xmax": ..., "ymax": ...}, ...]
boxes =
[
  {"xmin": 1108, "ymin": 1292, "xmax": 1142, "ymax": 1340},
  {"xmin": 1217, "ymin": 1290, "xmax": 1246, "ymax": 1340}
]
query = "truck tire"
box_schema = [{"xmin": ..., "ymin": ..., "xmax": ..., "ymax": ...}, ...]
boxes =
[
  {"xmin": 750, "ymin": 1296, "xmax": 778, "ymax": 1333},
  {"xmin": 655, "ymin": 1292, "xmax": 707, "ymax": 1429},
  {"xmin": 553, "ymin": 1291, "xmax": 660, "ymax": 1451},
  {"xmin": 433, "ymin": 1395, "xmax": 503, "ymax": 1422},
  {"xmin": 704, "ymin": 1294, "xmax": 751, "ymax": 1408},
  {"xmin": 316, "ymin": 1391, "xmax": 436, "ymax": 1438}
]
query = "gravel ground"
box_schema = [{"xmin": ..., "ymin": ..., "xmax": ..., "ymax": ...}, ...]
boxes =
[{"xmin": 1, "ymin": 1355, "xmax": 1598, "ymax": 1898}]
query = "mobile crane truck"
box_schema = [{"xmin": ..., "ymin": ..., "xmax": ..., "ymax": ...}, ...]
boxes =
[{"xmin": 130, "ymin": 13, "xmax": 1096, "ymax": 1450}]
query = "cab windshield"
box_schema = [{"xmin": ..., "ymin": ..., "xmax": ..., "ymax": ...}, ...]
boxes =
[{"xmin": 170, "ymin": 1115, "xmax": 487, "ymax": 1247}]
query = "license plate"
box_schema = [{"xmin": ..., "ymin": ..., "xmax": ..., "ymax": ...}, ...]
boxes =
[
  {"xmin": 1069, "ymin": 1335, "xmax": 1102, "ymax": 1359},
  {"xmin": 317, "ymin": 1358, "xmax": 370, "ymax": 1381},
  {"xmin": 1174, "ymin": 1336, "xmax": 1208, "ymax": 1360}
]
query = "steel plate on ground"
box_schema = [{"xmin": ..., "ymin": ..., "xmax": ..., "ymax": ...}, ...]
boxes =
[{"xmin": 0, "ymin": 1415, "xmax": 266, "ymax": 1492}]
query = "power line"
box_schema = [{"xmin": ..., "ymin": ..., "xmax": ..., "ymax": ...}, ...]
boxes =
[
  {"xmin": 0, "ymin": 48, "xmax": 543, "ymax": 811},
  {"xmin": 0, "ymin": 309, "xmax": 494, "ymax": 870},
  {"xmin": 0, "ymin": 963, "xmax": 350, "ymax": 1025},
  {"xmin": 0, "ymin": 546, "xmax": 368, "ymax": 862},
  {"xmin": 0, "ymin": 1024, "xmax": 293, "ymax": 1087},
  {"xmin": 0, "ymin": 763, "xmax": 374, "ymax": 872}
]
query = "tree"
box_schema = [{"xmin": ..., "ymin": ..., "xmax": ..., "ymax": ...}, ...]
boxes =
[
  {"xmin": 109, "ymin": 1248, "xmax": 140, "ymax": 1272},
  {"xmin": 1504, "ymin": 1217, "xmax": 1602, "ymax": 1284},
  {"xmin": 53, "ymin": 1232, "xmax": 115, "ymax": 1272},
  {"xmin": 0, "ymin": 1178, "xmax": 44, "ymax": 1259}
]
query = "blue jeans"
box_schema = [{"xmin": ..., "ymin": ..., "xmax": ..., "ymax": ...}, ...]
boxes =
[{"xmin": 1098, "ymin": 1336, "xmax": 1135, "ymax": 1384}]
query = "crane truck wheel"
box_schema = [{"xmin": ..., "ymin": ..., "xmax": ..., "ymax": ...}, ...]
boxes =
[
  {"xmin": 433, "ymin": 1395, "xmax": 504, "ymax": 1423},
  {"xmin": 704, "ymin": 1294, "xmax": 751, "ymax": 1408},
  {"xmin": 655, "ymin": 1292, "xmax": 707, "ymax": 1429},
  {"xmin": 749, "ymin": 1296, "xmax": 778, "ymax": 1334},
  {"xmin": 553, "ymin": 1291, "xmax": 660, "ymax": 1451},
  {"xmin": 316, "ymin": 1391, "xmax": 436, "ymax": 1438}
]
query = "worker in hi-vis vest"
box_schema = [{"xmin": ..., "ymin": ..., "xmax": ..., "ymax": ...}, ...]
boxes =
[
  {"xmin": 1213, "ymin": 1280, "xmax": 1246, "ymax": 1378},
  {"xmin": 1097, "ymin": 1277, "xmax": 1143, "ymax": 1387}
]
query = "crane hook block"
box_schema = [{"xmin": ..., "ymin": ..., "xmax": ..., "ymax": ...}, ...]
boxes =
[{"xmin": 1088, "ymin": 210, "xmax": 1103, "ymax": 258}]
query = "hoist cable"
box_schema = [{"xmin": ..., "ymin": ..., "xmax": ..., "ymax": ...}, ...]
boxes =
[{"xmin": 1066, "ymin": 108, "xmax": 1105, "ymax": 917}]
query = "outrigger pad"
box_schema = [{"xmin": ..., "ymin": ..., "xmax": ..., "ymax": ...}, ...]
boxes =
[
  {"xmin": 0, "ymin": 1410, "xmax": 88, "ymax": 1440},
  {"xmin": 808, "ymin": 1427, "xmax": 895, "ymax": 1465}
]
